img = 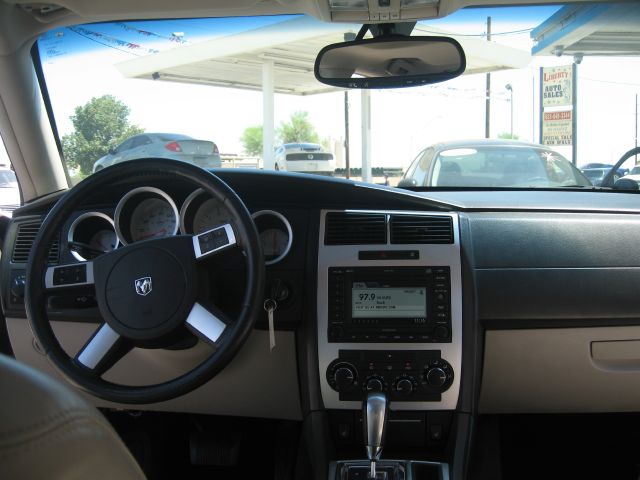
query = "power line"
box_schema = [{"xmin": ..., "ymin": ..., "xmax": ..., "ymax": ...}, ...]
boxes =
[
  {"xmin": 67, "ymin": 27, "xmax": 142, "ymax": 56},
  {"xmin": 415, "ymin": 26, "xmax": 533, "ymax": 38},
  {"xmin": 580, "ymin": 76, "xmax": 640, "ymax": 88}
]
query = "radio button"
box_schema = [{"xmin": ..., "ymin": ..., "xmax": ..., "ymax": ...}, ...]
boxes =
[
  {"xmin": 328, "ymin": 325, "xmax": 344, "ymax": 339},
  {"xmin": 434, "ymin": 325, "xmax": 449, "ymax": 340}
]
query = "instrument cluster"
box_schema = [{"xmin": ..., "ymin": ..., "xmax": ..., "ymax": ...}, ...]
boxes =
[{"xmin": 67, "ymin": 186, "xmax": 293, "ymax": 265}]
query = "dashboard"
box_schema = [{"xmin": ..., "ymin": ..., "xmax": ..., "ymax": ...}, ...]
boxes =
[
  {"xmin": 65, "ymin": 185, "xmax": 293, "ymax": 265},
  {"xmin": 3, "ymin": 170, "xmax": 640, "ymax": 428}
]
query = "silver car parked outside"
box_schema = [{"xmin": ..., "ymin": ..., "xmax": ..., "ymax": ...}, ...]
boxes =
[{"xmin": 92, "ymin": 133, "xmax": 221, "ymax": 173}]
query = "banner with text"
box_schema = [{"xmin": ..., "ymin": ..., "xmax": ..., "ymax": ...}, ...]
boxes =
[
  {"xmin": 542, "ymin": 65, "xmax": 573, "ymax": 108},
  {"xmin": 542, "ymin": 110, "xmax": 573, "ymax": 146}
]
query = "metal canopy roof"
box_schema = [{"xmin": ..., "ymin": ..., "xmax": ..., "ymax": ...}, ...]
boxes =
[
  {"xmin": 116, "ymin": 16, "xmax": 531, "ymax": 95},
  {"xmin": 531, "ymin": 3, "xmax": 640, "ymax": 57}
]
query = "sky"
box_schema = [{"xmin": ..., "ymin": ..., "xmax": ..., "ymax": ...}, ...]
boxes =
[{"xmin": 32, "ymin": 6, "xmax": 640, "ymax": 173}]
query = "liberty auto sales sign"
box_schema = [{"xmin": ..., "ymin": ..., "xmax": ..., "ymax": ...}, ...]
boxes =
[{"xmin": 542, "ymin": 65, "xmax": 573, "ymax": 108}]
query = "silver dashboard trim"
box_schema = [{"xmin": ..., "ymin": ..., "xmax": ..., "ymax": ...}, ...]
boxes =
[
  {"xmin": 45, "ymin": 262, "xmax": 95, "ymax": 290},
  {"xmin": 317, "ymin": 209, "xmax": 462, "ymax": 411},
  {"xmin": 114, "ymin": 186, "xmax": 179, "ymax": 245},
  {"xmin": 251, "ymin": 209, "xmax": 293, "ymax": 266},
  {"xmin": 179, "ymin": 188, "xmax": 205, "ymax": 235},
  {"xmin": 67, "ymin": 211, "xmax": 118, "ymax": 261},
  {"xmin": 192, "ymin": 223, "xmax": 237, "ymax": 259}
]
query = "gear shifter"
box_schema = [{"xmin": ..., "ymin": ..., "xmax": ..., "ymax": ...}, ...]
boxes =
[{"xmin": 363, "ymin": 391, "xmax": 388, "ymax": 479}]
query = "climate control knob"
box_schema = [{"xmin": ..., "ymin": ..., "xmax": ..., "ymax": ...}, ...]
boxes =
[
  {"xmin": 423, "ymin": 359, "xmax": 454, "ymax": 391},
  {"xmin": 327, "ymin": 361, "xmax": 358, "ymax": 392},
  {"xmin": 425, "ymin": 368, "xmax": 447, "ymax": 388},
  {"xmin": 365, "ymin": 375, "xmax": 386, "ymax": 392},
  {"xmin": 334, "ymin": 366, "xmax": 356, "ymax": 390},
  {"xmin": 393, "ymin": 377, "xmax": 415, "ymax": 397}
]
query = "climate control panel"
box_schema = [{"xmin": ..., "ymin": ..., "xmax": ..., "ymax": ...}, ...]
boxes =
[{"xmin": 326, "ymin": 349, "xmax": 454, "ymax": 402}]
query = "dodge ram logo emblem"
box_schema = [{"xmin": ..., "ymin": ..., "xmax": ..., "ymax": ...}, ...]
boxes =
[{"xmin": 134, "ymin": 277, "xmax": 152, "ymax": 296}]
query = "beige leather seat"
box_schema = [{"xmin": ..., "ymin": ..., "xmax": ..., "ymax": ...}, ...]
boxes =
[{"xmin": 0, "ymin": 354, "xmax": 146, "ymax": 480}]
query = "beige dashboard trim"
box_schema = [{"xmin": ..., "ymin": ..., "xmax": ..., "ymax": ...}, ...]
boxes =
[
  {"xmin": 7, "ymin": 318, "xmax": 302, "ymax": 420},
  {"xmin": 480, "ymin": 326, "xmax": 640, "ymax": 413}
]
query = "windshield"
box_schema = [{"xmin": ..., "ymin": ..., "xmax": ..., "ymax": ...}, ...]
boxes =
[{"xmin": 36, "ymin": 4, "xmax": 640, "ymax": 190}]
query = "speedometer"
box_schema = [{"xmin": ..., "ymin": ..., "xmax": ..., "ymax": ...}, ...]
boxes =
[
  {"xmin": 130, "ymin": 197, "xmax": 178, "ymax": 242},
  {"xmin": 115, "ymin": 187, "xmax": 179, "ymax": 245}
]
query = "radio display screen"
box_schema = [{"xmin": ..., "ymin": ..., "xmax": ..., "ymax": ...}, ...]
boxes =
[{"xmin": 351, "ymin": 283, "xmax": 427, "ymax": 319}]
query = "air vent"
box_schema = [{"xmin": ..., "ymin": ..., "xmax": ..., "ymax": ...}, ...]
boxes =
[
  {"xmin": 11, "ymin": 220, "xmax": 59, "ymax": 264},
  {"xmin": 390, "ymin": 215, "xmax": 453, "ymax": 244},
  {"xmin": 325, "ymin": 212, "xmax": 386, "ymax": 245}
]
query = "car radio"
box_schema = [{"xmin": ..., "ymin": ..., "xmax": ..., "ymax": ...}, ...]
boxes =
[{"xmin": 327, "ymin": 266, "xmax": 451, "ymax": 343}]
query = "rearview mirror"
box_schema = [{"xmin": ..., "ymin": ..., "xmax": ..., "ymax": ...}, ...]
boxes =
[
  {"xmin": 397, "ymin": 178, "xmax": 418, "ymax": 188},
  {"xmin": 613, "ymin": 178, "xmax": 639, "ymax": 191},
  {"xmin": 314, "ymin": 36, "xmax": 466, "ymax": 89}
]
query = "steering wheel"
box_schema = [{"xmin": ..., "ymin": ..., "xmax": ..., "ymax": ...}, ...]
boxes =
[
  {"xmin": 601, "ymin": 147, "xmax": 640, "ymax": 188},
  {"xmin": 25, "ymin": 159, "xmax": 264, "ymax": 404}
]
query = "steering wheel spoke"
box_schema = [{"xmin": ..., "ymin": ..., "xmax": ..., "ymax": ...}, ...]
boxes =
[
  {"xmin": 192, "ymin": 223, "xmax": 236, "ymax": 260},
  {"xmin": 45, "ymin": 262, "xmax": 94, "ymax": 291},
  {"xmin": 185, "ymin": 302, "xmax": 230, "ymax": 346},
  {"xmin": 75, "ymin": 323, "xmax": 132, "ymax": 376}
]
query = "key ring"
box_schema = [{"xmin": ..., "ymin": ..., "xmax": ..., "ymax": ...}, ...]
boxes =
[{"xmin": 263, "ymin": 298, "xmax": 277, "ymax": 312}]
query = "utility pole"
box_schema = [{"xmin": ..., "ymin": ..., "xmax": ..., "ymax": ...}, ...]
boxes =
[
  {"xmin": 571, "ymin": 62, "xmax": 578, "ymax": 165},
  {"xmin": 485, "ymin": 17, "xmax": 491, "ymax": 138},
  {"xmin": 344, "ymin": 91, "xmax": 350, "ymax": 179},
  {"xmin": 635, "ymin": 93, "xmax": 638, "ymax": 164},
  {"xmin": 506, "ymin": 84, "xmax": 513, "ymax": 138}
]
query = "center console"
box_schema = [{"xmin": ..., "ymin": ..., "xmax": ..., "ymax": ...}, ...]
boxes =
[
  {"xmin": 317, "ymin": 209, "xmax": 462, "ymax": 479},
  {"xmin": 318, "ymin": 210, "xmax": 462, "ymax": 411}
]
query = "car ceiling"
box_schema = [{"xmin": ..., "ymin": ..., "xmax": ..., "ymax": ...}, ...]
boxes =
[{"xmin": 0, "ymin": 0, "xmax": 613, "ymax": 54}]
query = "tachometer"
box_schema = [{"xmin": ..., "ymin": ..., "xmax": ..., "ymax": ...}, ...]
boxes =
[
  {"xmin": 180, "ymin": 189, "xmax": 234, "ymax": 234},
  {"xmin": 193, "ymin": 198, "xmax": 234, "ymax": 234}
]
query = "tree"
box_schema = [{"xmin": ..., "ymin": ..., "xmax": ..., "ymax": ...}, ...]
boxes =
[
  {"xmin": 61, "ymin": 95, "xmax": 144, "ymax": 175},
  {"xmin": 498, "ymin": 132, "xmax": 520, "ymax": 140},
  {"xmin": 241, "ymin": 125, "xmax": 263, "ymax": 156},
  {"xmin": 277, "ymin": 111, "xmax": 320, "ymax": 144}
]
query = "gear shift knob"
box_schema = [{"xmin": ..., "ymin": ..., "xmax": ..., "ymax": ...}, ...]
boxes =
[{"xmin": 363, "ymin": 391, "xmax": 388, "ymax": 476}]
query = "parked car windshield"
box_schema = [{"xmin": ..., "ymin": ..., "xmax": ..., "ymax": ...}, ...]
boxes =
[
  {"xmin": 36, "ymin": 3, "xmax": 640, "ymax": 190},
  {"xmin": 424, "ymin": 145, "xmax": 590, "ymax": 188},
  {"xmin": 0, "ymin": 170, "xmax": 17, "ymax": 188}
]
